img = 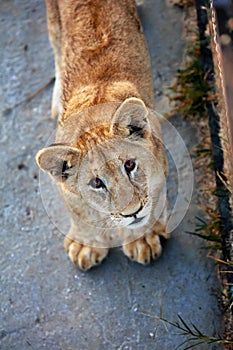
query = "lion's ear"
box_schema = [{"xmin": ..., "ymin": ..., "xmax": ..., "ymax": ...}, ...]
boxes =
[
  {"xmin": 111, "ymin": 97, "xmax": 151, "ymax": 139},
  {"xmin": 36, "ymin": 144, "xmax": 79, "ymax": 181}
]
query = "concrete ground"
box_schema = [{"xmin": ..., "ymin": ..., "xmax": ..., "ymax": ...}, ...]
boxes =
[{"xmin": 0, "ymin": 1, "xmax": 223, "ymax": 349}]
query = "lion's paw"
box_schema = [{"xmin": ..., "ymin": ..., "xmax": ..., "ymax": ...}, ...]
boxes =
[
  {"xmin": 123, "ymin": 232, "xmax": 162, "ymax": 265},
  {"xmin": 64, "ymin": 237, "xmax": 109, "ymax": 271}
]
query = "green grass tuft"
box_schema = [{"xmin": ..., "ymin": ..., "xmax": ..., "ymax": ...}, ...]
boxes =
[
  {"xmin": 186, "ymin": 214, "xmax": 222, "ymax": 251},
  {"xmin": 169, "ymin": 37, "xmax": 211, "ymax": 119},
  {"xmin": 143, "ymin": 311, "xmax": 233, "ymax": 349}
]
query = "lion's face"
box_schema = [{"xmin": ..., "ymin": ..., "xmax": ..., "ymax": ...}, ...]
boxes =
[
  {"xmin": 36, "ymin": 98, "xmax": 167, "ymax": 230},
  {"xmin": 77, "ymin": 138, "xmax": 166, "ymax": 229}
]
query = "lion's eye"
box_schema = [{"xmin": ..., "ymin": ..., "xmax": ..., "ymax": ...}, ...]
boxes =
[
  {"xmin": 124, "ymin": 159, "xmax": 136, "ymax": 173},
  {"xmin": 89, "ymin": 177, "xmax": 105, "ymax": 189}
]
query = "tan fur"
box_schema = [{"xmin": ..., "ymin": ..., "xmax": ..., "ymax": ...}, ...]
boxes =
[{"xmin": 36, "ymin": 0, "xmax": 169, "ymax": 271}]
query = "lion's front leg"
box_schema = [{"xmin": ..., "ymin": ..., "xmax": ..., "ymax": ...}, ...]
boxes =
[
  {"xmin": 64, "ymin": 236, "xmax": 109, "ymax": 271},
  {"xmin": 122, "ymin": 222, "xmax": 169, "ymax": 265}
]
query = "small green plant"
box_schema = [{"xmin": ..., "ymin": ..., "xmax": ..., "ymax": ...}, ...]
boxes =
[
  {"xmin": 143, "ymin": 311, "xmax": 233, "ymax": 349},
  {"xmin": 169, "ymin": 37, "xmax": 210, "ymax": 119},
  {"xmin": 164, "ymin": 314, "xmax": 233, "ymax": 349},
  {"xmin": 187, "ymin": 213, "xmax": 222, "ymax": 251}
]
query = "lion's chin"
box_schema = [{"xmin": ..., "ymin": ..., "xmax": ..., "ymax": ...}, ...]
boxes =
[{"xmin": 126, "ymin": 215, "xmax": 149, "ymax": 229}]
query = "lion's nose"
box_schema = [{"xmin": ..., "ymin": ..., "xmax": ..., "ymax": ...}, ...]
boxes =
[{"xmin": 120, "ymin": 202, "xmax": 142, "ymax": 217}]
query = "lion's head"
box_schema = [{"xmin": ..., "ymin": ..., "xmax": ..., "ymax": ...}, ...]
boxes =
[{"xmin": 36, "ymin": 98, "xmax": 167, "ymax": 232}]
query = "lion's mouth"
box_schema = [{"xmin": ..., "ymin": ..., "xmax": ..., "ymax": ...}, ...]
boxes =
[
  {"xmin": 129, "ymin": 216, "xmax": 145, "ymax": 225},
  {"xmin": 120, "ymin": 203, "xmax": 143, "ymax": 218}
]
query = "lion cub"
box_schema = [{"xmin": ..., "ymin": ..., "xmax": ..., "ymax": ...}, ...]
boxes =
[{"xmin": 36, "ymin": 0, "xmax": 169, "ymax": 271}]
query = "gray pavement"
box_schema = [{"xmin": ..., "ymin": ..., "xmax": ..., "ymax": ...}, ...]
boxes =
[{"xmin": 0, "ymin": 1, "xmax": 223, "ymax": 349}]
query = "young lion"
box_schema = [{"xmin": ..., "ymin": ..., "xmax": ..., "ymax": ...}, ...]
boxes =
[{"xmin": 36, "ymin": 0, "xmax": 169, "ymax": 271}]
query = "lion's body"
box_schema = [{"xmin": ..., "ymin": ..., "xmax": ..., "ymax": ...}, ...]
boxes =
[
  {"xmin": 46, "ymin": 0, "xmax": 155, "ymax": 120},
  {"xmin": 36, "ymin": 0, "xmax": 169, "ymax": 270}
]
